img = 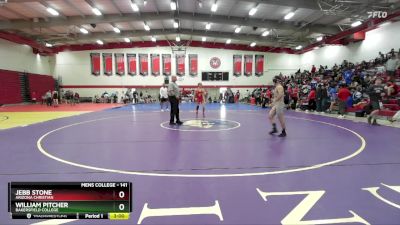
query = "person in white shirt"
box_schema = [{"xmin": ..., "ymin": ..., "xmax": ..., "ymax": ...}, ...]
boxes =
[{"xmin": 159, "ymin": 83, "xmax": 169, "ymax": 111}]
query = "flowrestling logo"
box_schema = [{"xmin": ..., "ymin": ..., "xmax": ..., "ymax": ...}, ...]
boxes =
[{"xmin": 367, "ymin": 11, "xmax": 387, "ymax": 18}]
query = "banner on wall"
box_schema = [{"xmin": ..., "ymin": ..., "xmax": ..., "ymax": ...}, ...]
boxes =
[
  {"xmin": 151, "ymin": 54, "xmax": 160, "ymax": 76},
  {"xmin": 189, "ymin": 54, "xmax": 198, "ymax": 76},
  {"xmin": 233, "ymin": 55, "xmax": 242, "ymax": 77},
  {"xmin": 139, "ymin": 54, "xmax": 149, "ymax": 76},
  {"xmin": 90, "ymin": 53, "xmax": 101, "ymax": 76},
  {"xmin": 102, "ymin": 53, "xmax": 113, "ymax": 76},
  {"xmin": 127, "ymin": 53, "xmax": 137, "ymax": 76},
  {"xmin": 114, "ymin": 53, "xmax": 125, "ymax": 76},
  {"xmin": 255, "ymin": 55, "xmax": 264, "ymax": 76},
  {"xmin": 176, "ymin": 54, "xmax": 185, "ymax": 76},
  {"xmin": 244, "ymin": 55, "xmax": 253, "ymax": 76},
  {"xmin": 162, "ymin": 54, "xmax": 171, "ymax": 76}
]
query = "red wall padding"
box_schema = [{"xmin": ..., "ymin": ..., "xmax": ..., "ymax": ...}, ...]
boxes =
[
  {"xmin": 0, "ymin": 69, "xmax": 22, "ymax": 104},
  {"xmin": 28, "ymin": 74, "xmax": 55, "ymax": 99}
]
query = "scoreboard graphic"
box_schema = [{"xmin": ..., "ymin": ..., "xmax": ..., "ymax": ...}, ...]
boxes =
[{"xmin": 8, "ymin": 182, "xmax": 132, "ymax": 220}]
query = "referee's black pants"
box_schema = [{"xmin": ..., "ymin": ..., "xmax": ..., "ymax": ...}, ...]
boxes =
[{"xmin": 168, "ymin": 96, "xmax": 180, "ymax": 123}]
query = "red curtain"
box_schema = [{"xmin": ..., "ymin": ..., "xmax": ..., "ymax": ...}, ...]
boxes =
[
  {"xmin": 255, "ymin": 55, "xmax": 264, "ymax": 76},
  {"xmin": 139, "ymin": 54, "xmax": 149, "ymax": 76},
  {"xmin": 103, "ymin": 53, "xmax": 112, "ymax": 75},
  {"xmin": 127, "ymin": 54, "xmax": 136, "ymax": 76},
  {"xmin": 151, "ymin": 54, "xmax": 160, "ymax": 76},
  {"xmin": 176, "ymin": 54, "xmax": 185, "ymax": 76},
  {"xmin": 244, "ymin": 55, "xmax": 253, "ymax": 76},
  {"xmin": 90, "ymin": 53, "xmax": 100, "ymax": 76},
  {"xmin": 162, "ymin": 54, "xmax": 171, "ymax": 76},
  {"xmin": 233, "ymin": 55, "xmax": 242, "ymax": 77},
  {"xmin": 189, "ymin": 54, "xmax": 198, "ymax": 76}
]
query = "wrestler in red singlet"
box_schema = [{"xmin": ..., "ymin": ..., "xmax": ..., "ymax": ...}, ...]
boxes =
[{"xmin": 195, "ymin": 83, "xmax": 206, "ymax": 117}]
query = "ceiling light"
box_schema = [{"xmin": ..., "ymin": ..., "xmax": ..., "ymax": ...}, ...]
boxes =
[
  {"xmin": 351, "ymin": 21, "xmax": 362, "ymax": 27},
  {"xmin": 46, "ymin": 7, "xmax": 59, "ymax": 16},
  {"xmin": 143, "ymin": 0, "xmax": 147, "ymax": 5},
  {"xmin": 130, "ymin": 1, "xmax": 139, "ymax": 11},
  {"xmin": 92, "ymin": 7, "xmax": 102, "ymax": 16},
  {"xmin": 96, "ymin": 40, "xmax": 104, "ymax": 45},
  {"xmin": 316, "ymin": 36, "xmax": 323, "ymax": 41},
  {"xmin": 173, "ymin": 20, "xmax": 179, "ymax": 28},
  {"xmin": 234, "ymin": 27, "xmax": 241, "ymax": 33},
  {"xmin": 124, "ymin": 38, "xmax": 131, "ymax": 43},
  {"xmin": 113, "ymin": 27, "xmax": 121, "ymax": 33},
  {"xmin": 261, "ymin": 30, "xmax": 270, "ymax": 36},
  {"xmin": 151, "ymin": 36, "xmax": 156, "ymax": 42},
  {"xmin": 249, "ymin": 7, "xmax": 257, "ymax": 16},
  {"xmin": 198, "ymin": 0, "xmax": 203, "ymax": 8},
  {"xmin": 284, "ymin": 12, "xmax": 295, "ymax": 20},
  {"xmin": 79, "ymin": 28, "xmax": 89, "ymax": 34},
  {"xmin": 202, "ymin": 36, "xmax": 206, "ymax": 42},
  {"xmin": 176, "ymin": 36, "xmax": 181, "ymax": 42},
  {"xmin": 226, "ymin": 39, "xmax": 231, "ymax": 44},
  {"xmin": 205, "ymin": 23, "xmax": 211, "ymax": 30},
  {"xmin": 144, "ymin": 23, "xmax": 150, "ymax": 31},
  {"xmin": 170, "ymin": 1, "xmax": 177, "ymax": 10},
  {"xmin": 211, "ymin": 3, "xmax": 218, "ymax": 12},
  {"xmin": 295, "ymin": 45, "xmax": 302, "ymax": 50},
  {"xmin": 45, "ymin": 43, "xmax": 52, "ymax": 47},
  {"xmin": 250, "ymin": 42, "xmax": 256, "ymax": 47}
]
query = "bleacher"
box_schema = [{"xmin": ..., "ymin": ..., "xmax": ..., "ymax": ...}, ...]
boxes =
[{"xmin": 0, "ymin": 69, "xmax": 22, "ymax": 105}]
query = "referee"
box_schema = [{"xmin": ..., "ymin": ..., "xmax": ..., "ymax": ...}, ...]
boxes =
[{"xmin": 168, "ymin": 76, "xmax": 183, "ymax": 125}]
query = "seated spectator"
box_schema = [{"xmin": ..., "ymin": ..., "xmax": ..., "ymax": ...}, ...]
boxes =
[
  {"xmin": 385, "ymin": 81, "xmax": 398, "ymax": 96},
  {"xmin": 31, "ymin": 91, "xmax": 37, "ymax": 104}
]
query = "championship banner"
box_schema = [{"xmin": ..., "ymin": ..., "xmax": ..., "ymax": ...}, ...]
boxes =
[
  {"xmin": 176, "ymin": 54, "xmax": 185, "ymax": 76},
  {"xmin": 102, "ymin": 53, "xmax": 112, "ymax": 76},
  {"xmin": 114, "ymin": 53, "xmax": 125, "ymax": 76},
  {"xmin": 233, "ymin": 55, "xmax": 242, "ymax": 77},
  {"xmin": 151, "ymin": 54, "xmax": 160, "ymax": 76},
  {"xmin": 127, "ymin": 54, "xmax": 137, "ymax": 76},
  {"xmin": 139, "ymin": 54, "xmax": 148, "ymax": 76},
  {"xmin": 244, "ymin": 55, "xmax": 253, "ymax": 76},
  {"xmin": 255, "ymin": 55, "xmax": 264, "ymax": 76},
  {"xmin": 90, "ymin": 53, "xmax": 100, "ymax": 76},
  {"xmin": 162, "ymin": 54, "xmax": 171, "ymax": 76},
  {"xmin": 189, "ymin": 54, "xmax": 198, "ymax": 76}
]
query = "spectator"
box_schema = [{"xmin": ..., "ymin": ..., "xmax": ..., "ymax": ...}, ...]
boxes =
[
  {"xmin": 311, "ymin": 65, "xmax": 316, "ymax": 74},
  {"xmin": 308, "ymin": 87, "xmax": 316, "ymax": 111},
  {"xmin": 337, "ymin": 84, "xmax": 351, "ymax": 118},
  {"xmin": 45, "ymin": 90, "xmax": 52, "ymax": 106},
  {"xmin": 385, "ymin": 54, "xmax": 399, "ymax": 81},
  {"xmin": 367, "ymin": 78, "xmax": 385, "ymax": 125},
  {"xmin": 31, "ymin": 91, "xmax": 37, "ymax": 104},
  {"xmin": 52, "ymin": 91, "xmax": 59, "ymax": 107}
]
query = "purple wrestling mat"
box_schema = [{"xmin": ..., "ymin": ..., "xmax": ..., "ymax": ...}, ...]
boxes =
[{"xmin": 0, "ymin": 103, "xmax": 399, "ymax": 225}]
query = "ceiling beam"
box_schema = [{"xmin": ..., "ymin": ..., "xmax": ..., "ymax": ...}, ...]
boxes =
[
  {"xmin": 37, "ymin": 28, "xmax": 305, "ymax": 47},
  {"xmin": 0, "ymin": 11, "xmax": 174, "ymax": 30},
  {"xmin": 0, "ymin": 11, "xmax": 340, "ymax": 35}
]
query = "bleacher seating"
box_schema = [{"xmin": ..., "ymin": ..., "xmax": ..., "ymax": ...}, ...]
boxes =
[
  {"xmin": 28, "ymin": 73, "xmax": 56, "ymax": 100},
  {"xmin": 0, "ymin": 69, "xmax": 22, "ymax": 105}
]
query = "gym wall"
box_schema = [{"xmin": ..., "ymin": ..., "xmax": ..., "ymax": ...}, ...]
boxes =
[
  {"xmin": 53, "ymin": 47, "xmax": 300, "ymax": 97},
  {"xmin": 0, "ymin": 39, "xmax": 52, "ymax": 75},
  {"xmin": 301, "ymin": 20, "xmax": 400, "ymax": 70}
]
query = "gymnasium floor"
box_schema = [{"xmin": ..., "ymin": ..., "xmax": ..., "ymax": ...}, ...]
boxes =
[{"xmin": 1, "ymin": 103, "xmax": 400, "ymax": 225}]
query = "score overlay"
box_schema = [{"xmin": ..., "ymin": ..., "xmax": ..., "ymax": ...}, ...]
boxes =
[{"xmin": 8, "ymin": 182, "xmax": 132, "ymax": 220}]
